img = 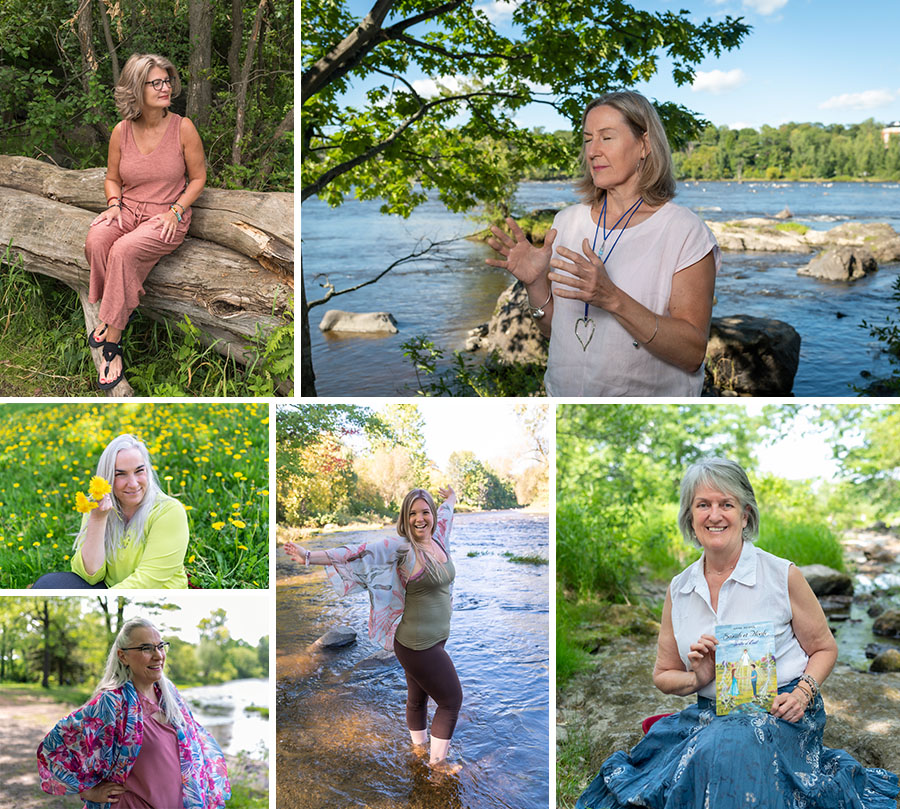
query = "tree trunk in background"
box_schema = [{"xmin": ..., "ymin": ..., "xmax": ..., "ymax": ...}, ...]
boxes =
[
  {"xmin": 231, "ymin": 0, "xmax": 268, "ymax": 166},
  {"xmin": 300, "ymin": 265, "xmax": 317, "ymax": 396},
  {"xmin": 187, "ymin": 0, "xmax": 212, "ymax": 126},
  {"xmin": 41, "ymin": 601, "xmax": 50, "ymax": 689},
  {"xmin": 74, "ymin": 0, "xmax": 110, "ymax": 141},
  {"xmin": 98, "ymin": 0, "xmax": 120, "ymax": 83},
  {"xmin": 228, "ymin": 0, "xmax": 244, "ymax": 87},
  {"xmin": 255, "ymin": 107, "xmax": 293, "ymax": 188}
]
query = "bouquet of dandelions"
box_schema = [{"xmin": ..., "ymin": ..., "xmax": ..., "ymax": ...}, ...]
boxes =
[{"xmin": 74, "ymin": 476, "xmax": 112, "ymax": 514}]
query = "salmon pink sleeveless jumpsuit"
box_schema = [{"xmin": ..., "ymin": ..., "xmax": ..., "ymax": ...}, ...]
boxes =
[{"xmin": 85, "ymin": 112, "xmax": 192, "ymax": 331}]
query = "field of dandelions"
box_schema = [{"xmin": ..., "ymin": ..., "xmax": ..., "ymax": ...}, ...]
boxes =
[{"xmin": 0, "ymin": 402, "xmax": 269, "ymax": 588}]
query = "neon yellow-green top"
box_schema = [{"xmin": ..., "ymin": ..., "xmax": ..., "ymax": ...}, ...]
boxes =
[{"xmin": 71, "ymin": 497, "xmax": 189, "ymax": 589}]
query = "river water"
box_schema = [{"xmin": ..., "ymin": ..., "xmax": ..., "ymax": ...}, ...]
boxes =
[
  {"xmin": 181, "ymin": 677, "xmax": 269, "ymax": 759},
  {"xmin": 276, "ymin": 510, "xmax": 550, "ymax": 809},
  {"xmin": 302, "ymin": 180, "xmax": 900, "ymax": 396}
]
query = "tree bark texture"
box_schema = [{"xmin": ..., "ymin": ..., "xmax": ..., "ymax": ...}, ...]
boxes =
[
  {"xmin": 187, "ymin": 0, "xmax": 212, "ymax": 125},
  {"xmin": 232, "ymin": 0, "xmax": 268, "ymax": 166},
  {"xmin": 228, "ymin": 0, "xmax": 244, "ymax": 87},
  {"xmin": 0, "ymin": 158, "xmax": 293, "ymax": 392},
  {"xmin": 300, "ymin": 263, "xmax": 316, "ymax": 396}
]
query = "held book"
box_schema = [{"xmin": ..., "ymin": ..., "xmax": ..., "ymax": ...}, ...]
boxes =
[{"xmin": 714, "ymin": 621, "xmax": 777, "ymax": 716}]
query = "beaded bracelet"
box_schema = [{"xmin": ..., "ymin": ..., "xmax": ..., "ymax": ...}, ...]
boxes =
[
  {"xmin": 799, "ymin": 673, "xmax": 819, "ymax": 700},
  {"xmin": 169, "ymin": 205, "xmax": 183, "ymax": 223}
]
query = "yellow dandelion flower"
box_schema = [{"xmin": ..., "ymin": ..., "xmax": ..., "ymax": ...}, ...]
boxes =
[
  {"xmin": 88, "ymin": 476, "xmax": 112, "ymax": 500},
  {"xmin": 33, "ymin": 541, "xmax": 40, "ymax": 547},
  {"xmin": 183, "ymin": 505, "xmax": 193, "ymax": 511},
  {"xmin": 188, "ymin": 554, "xmax": 196, "ymax": 564},
  {"xmin": 45, "ymin": 532, "xmax": 53, "ymax": 538},
  {"xmin": 211, "ymin": 521, "xmax": 226, "ymax": 531},
  {"xmin": 230, "ymin": 519, "xmax": 246, "ymax": 529},
  {"xmin": 237, "ymin": 544, "xmax": 248, "ymax": 551},
  {"xmin": 206, "ymin": 488, "xmax": 214, "ymax": 494},
  {"xmin": 64, "ymin": 554, "xmax": 70, "ymax": 561},
  {"xmin": 12, "ymin": 482, "xmax": 19, "ymax": 488},
  {"xmin": 52, "ymin": 543, "xmax": 58, "ymax": 549},
  {"xmin": 259, "ymin": 490, "xmax": 269, "ymax": 496},
  {"xmin": 163, "ymin": 475, "xmax": 174, "ymax": 481},
  {"xmin": 75, "ymin": 491, "xmax": 99, "ymax": 513}
]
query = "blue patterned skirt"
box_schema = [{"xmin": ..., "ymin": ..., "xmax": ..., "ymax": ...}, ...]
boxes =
[{"xmin": 576, "ymin": 679, "xmax": 899, "ymax": 809}]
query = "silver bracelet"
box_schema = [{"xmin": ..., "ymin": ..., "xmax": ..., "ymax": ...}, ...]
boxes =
[
  {"xmin": 304, "ymin": 550, "xmax": 311, "ymax": 566},
  {"xmin": 528, "ymin": 289, "xmax": 552, "ymax": 320},
  {"xmin": 632, "ymin": 315, "xmax": 659, "ymax": 349}
]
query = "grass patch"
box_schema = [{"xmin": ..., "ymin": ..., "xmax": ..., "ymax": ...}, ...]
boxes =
[
  {"xmin": 757, "ymin": 515, "xmax": 846, "ymax": 570},
  {"xmin": 0, "ymin": 682, "xmax": 93, "ymax": 707},
  {"xmin": 467, "ymin": 550, "xmax": 485, "ymax": 557},
  {"xmin": 0, "ymin": 244, "xmax": 292, "ymax": 396},
  {"xmin": 0, "ymin": 403, "xmax": 269, "ymax": 588},
  {"xmin": 244, "ymin": 704, "xmax": 269, "ymax": 719},
  {"xmin": 502, "ymin": 551, "xmax": 547, "ymax": 565},
  {"xmin": 226, "ymin": 782, "xmax": 269, "ymax": 809},
  {"xmin": 556, "ymin": 722, "xmax": 593, "ymax": 809},
  {"xmin": 775, "ymin": 221, "xmax": 810, "ymax": 234}
]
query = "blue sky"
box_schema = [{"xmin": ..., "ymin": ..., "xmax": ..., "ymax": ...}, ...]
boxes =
[{"xmin": 328, "ymin": 0, "xmax": 900, "ymax": 132}]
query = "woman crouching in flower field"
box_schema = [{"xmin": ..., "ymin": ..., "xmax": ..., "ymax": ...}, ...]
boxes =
[
  {"xmin": 32, "ymin": 433, "xmax": 189, "ymax": 589},
  {"xmin": 37, "ymin": 617, "xmax": 229, "ymax": 808}
]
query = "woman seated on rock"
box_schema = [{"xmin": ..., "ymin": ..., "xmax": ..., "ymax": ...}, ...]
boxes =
[
  {"xmin": 486, "ymin": 91, "xmax": 719, "ymax": 396},
  {"xmin": 285, "ymin": 486, "xmax": 463, "ymax": 772},
  {"xmin": 38, "ymin": 617, "xmax": 229, "ymax": 808},
  {"xmin": 86, "ymin": 52, "xmax": 206, "ymax": 390},
  {"xmin": 576, "ymin": 458, "xmax": 899, "ymax": 808},
  {"xmin": 32, "ymin": 434, "xmax": 189, "ymax": 589}
]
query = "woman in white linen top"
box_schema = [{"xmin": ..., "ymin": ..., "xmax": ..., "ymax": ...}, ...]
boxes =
[{"xmin": 486, "ymin": 90, "xmax": 720, "ymax": 396}]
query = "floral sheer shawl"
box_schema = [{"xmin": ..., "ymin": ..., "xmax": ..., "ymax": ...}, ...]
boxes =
[
  {"xmin": 37, "ymin": 680, "xmax": 230, "ymax": 809},
  {"xmin": 324, "ymin": 501, "xmax": 454, "ymax": 650}
]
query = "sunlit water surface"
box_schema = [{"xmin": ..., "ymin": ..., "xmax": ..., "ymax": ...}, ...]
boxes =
[
  {"xmin": 302, "ymin": 181, "xmax": 900, "ymax": 395},
  {"xmin": 276, "ymin": 510, "xmax": 549, "ymax": 809},
  {"xmin": 182, "ymin": 678, "xmax": 268, "ymax": 759}
]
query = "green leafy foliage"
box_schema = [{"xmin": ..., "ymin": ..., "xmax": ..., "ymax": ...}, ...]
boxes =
[{"xmin": 859, "ymin": 275, "xmax": 900, "ymax": 395}]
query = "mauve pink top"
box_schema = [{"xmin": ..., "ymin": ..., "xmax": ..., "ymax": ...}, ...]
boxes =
[
  {"xmin": 119, "ymin": 112, "xmax": 189, "ymax": 208},
  {"xmin": 118, "ymin": 692, "xmax": 184, "ymax": 809}
]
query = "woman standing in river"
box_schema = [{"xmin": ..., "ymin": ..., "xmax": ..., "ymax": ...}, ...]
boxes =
[{"xmin": 286, "ymin": 485, "xmax": 462, "ymax": 771}]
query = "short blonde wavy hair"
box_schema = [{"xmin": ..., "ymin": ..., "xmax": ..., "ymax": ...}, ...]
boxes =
[
  {"xmin": 114, "ymin": 53, "xmax": 181, "ymax": 120},
  {"xmin": 575, "ymin": 91, "xmax": 676, "ymax": 208}
]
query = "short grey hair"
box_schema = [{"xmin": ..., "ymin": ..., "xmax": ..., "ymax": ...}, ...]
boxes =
[{"xmin": 677, "ymin": 458, "xmax": 760, "ymax": 547}]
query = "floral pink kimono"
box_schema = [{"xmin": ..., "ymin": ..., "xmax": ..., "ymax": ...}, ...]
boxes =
[
  {"xmin": 37, "ymin": 680, "xmax": 230, "ymax": 809},
  {"xmin": 324, "ymin": 501, "xmax": 454, "ymax": 650}
]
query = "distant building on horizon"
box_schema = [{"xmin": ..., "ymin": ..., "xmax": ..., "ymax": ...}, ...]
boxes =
[{"xmin": 882, "ymin": 121, "xmax": 900, "ymax": 147}]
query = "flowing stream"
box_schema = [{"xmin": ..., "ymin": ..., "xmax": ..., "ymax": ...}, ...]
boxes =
[
  {"xmin": 276, "ymin": 510, "xmax": 550, "ymax": 809},
  {"xmin": 181, "ymin": 678, "xmax": 269, "ymax": 759}
]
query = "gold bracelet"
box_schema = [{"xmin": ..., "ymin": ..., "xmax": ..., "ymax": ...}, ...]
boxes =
[{"xmin": 632, "ymin": 315, "xmax": 659, "ymax": 349}]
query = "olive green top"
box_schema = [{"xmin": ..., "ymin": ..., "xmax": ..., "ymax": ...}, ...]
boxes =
[{"xmin": 394, "ymin": 551, "xmax": 455, "ymax": 651}]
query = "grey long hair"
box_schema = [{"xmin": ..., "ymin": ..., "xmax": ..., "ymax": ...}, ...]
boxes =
[
  {"xmin": 74, "ymin": 434, "xmax": 171, "ymax": 560},
  {"xmin": 94, "ymin": 617, "xmax": 184, "ymax": 728},
  {"xmin": 677, "ymin": 457, "xmax": 760, "ymax": 548}
]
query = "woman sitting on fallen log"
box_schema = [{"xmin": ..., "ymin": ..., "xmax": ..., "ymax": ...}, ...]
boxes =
[
  {"xmin": 85, "ymin": 52, "xmax": 207, "ymax": 389},
  {"xmin": 32, "ymin": 433, "xmax": 190, "ymax": 589}
]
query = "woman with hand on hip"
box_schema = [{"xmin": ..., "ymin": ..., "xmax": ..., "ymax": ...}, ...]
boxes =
[
  {"xmin": 286, "ymin": 485, "xmax": 463, "ymax": 771},
  {"xmin": 85, "ymin": 52, "xmax": 206, "ymax": 390},
  {"xmin": 486, "ymin": 90, "xmax": 720, "ymax": 396},
  {"xmin": 38, "ymin": 617, "xmax": 229, "ymax": 808}
]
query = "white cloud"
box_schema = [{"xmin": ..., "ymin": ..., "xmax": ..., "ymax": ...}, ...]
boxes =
[
  {"xmin": 411, "ymin": 76, "xmax": 466, "ymax": 98},
  {"xmin": 473, "ymin": 0, "xmax": 520, "ymax": 22},
  {"xmin": 743, "ymin": 0, "xmax": 788, "ymax": 14},
  {"xmin": 818, "ymin": 89, "xmax": 896, "ymax": 111},
  {"xmin": 729, "ymin": 121, "xmax": 757, "ymax": 131},
  {"xmin": 691, "ymin": 69, "xmax": 748, "ymax": 95}
]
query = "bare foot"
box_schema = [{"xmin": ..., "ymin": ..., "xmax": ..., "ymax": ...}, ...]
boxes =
[
  {"xmin": 99, "ymin": 352, "xmax": 123, "ymax": 386},
  {"xmin": 429, "ymin": 759, "xmax": 462, "ymax": 775},
  {"xmin": 90, "ymin": 323, "xmax": 108, "ymax": 344}
]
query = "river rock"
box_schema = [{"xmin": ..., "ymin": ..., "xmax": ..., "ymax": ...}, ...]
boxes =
[
  {"xmin": 870, "ymin": 649, "xmax": 900, "ymax": 673},
  {"xmin": 470, "ymin": 280, "xmax": 548, "ymax": 364},
  {"xmin": 318, "ymin": 310, "xmax": 399, "ymax": 334},
  {"xmin": 311, "ymin": 626, "xmax": 357, "ymax": 648},
  {"xmin": 356, "ymin": 649, "xmax": 397, "ymax": 668},
  {"xmin": 818, "ymin": 594, "xmax": 853, "ymax": 621},
  {"xmin": 775, "ymin": 206, "xmax": 792, "ymax": 219},
  {"xmin": 821, "ymin": 222, "xmax": 900, "ymax": 263},
  {"xmin": 798, "ymin": 247, "xmax": 877, "ymax": 282},
  {"xmin": 873, "ymin": 609, "xmax": 900, "ymax": 638},
  {"xmin": 800, "ymin": 564, "xmax": 855, "ymax": 596},
  {"xmin": 865, "ymin": 642, "xmax": 893, "ymax": 659},
  {"xmin": 868, "ymin": 604, "xmax": 886, "ymax": 619},
  {"xmin": 704, "ymin": 315, "xmax": 800, "ymax": 395}
]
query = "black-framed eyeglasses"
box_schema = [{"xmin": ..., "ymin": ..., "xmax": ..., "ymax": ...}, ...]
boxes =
[
  {"xmin": 121, "ymin": 642, "xmax": 170, "ymax": 655},
  {"xmin": 144, "ymin": 78, "xmax": 173, "ymax": 91}
]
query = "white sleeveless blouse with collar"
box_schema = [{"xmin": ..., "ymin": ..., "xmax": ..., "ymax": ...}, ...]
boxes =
[{"xmin": 669, "ymin": 541, "xmax": 809, "ymax": 699}]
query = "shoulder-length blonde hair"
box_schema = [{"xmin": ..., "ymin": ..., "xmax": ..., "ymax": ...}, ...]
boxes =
[
  {"xmin": 114, "ymin": 53, "xmax": 181, "ymax": 120},
  {"xmin": 575, "ymin": 91, "xmax": 676, "ymax": 208},
  {"xmin": 396, "ymin": 488, "xmax": 443, "ymax": 574}
]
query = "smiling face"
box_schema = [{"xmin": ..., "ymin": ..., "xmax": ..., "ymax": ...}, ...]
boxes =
[
  {"xmin": 142, "ymin": 65, "xmax": 172, "ymax": 115},
  {"xmin": 113, "ymin": 447, "xmax": 149, "ymax": 517},
  {"xmin": 117, "ymin": 625, "xmax": 165, "ymax": 692},
  {"xmin": 690, "ymin": 485, "xmax": 749, "ymax": 554},
  {"xmin": 583, "ymin": 104, "xmax": 648, "ymax": 193},
  {"xmin": 408, "ymin": 498, "xmax": 434, "ymax": 542}
]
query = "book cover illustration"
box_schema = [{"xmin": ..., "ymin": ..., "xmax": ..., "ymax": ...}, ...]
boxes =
[{"xmin": 714, "ymin": 621, "xmax": 777, "ymax": 716}]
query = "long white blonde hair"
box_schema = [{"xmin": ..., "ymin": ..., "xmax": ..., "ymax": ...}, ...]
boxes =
[
  {"xmin": 94, "ymin": 617, "xmax": 184, "ymax": 728},
  {"xmin": 74, "ymin": 434, "xmax": 174, "ymax": 560}
]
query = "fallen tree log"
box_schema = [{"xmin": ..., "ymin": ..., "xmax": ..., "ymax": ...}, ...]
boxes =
[
  {"xmin": 0, "ymin": 188, "xmax": 292, "ymax": 392},
  {"xmin": 0, "ymin": 157, "xmax": 294, "ymax": 395}
]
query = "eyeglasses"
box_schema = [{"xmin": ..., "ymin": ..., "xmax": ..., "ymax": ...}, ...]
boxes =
[
  {"xmin": 121, "ymin": 642, "xmax": 170, "ymax": 655},
  {"xmin": 144, "ymin": 78, "xmax": 173, "ymax": 91}
]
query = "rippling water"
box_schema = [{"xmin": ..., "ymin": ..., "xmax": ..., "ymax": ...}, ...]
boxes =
[
  {"xmin": 302, "ymin": 181, "xmax": 900, "ymax": 396},
  {"xmin": 181, "ymin": 678, "xmax": 269, "ymax": 759},
  {"xmin": 276, "ymin": 510, "xmax": 549, "ymax": 809}
]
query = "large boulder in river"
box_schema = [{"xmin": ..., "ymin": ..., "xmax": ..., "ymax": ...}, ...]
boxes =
[
  {"xmin": 704, "ymin": 315, "xmax": 800, "ymax": 395},
  {"xmin": 870, "ymin": 649, "xmax": 900, "ymax": 673},
  {"xmin": 873, "ymin": 610, "xmax": 900, "ymax": 638},
  {"xmin": 468, "ymin": 280, "xmax": 548, "ymax": 364},
  {"xmin": 798, "ymin": 247, "xmax": 877, "ymax": 282},
  {"xmin": 800, "ymin": 564, "xmax": 855, "ymax": 596},
  {"xmin": 816, "ymin": 222, "xmax": 900, "ymax": 263},
  {"xmin": 319, "ymin": 310, "xmax": 399, "ymax": 334},
  {"xmin": 310, "ymin": 626, "xmax": 357, "ymax": 649}
]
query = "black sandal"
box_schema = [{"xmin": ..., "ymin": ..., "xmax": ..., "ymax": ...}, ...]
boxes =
[
  {"xmin": 97, "ymin": 340, "xmax": 124, "ymax": 390},
  {"xmin": 88, "ymin": 324, "xmax": 108, "ymax": 348}
]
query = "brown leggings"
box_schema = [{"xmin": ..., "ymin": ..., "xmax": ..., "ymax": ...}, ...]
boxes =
[{"xmin": 393, "ymin": 638, "xmax": 463, "ymax": 739}]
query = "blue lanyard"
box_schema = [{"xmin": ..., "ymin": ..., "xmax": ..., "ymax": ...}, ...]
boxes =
[{"xmin": 585, "ymin": 196, "xmax": 644, "ymax": 317}]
